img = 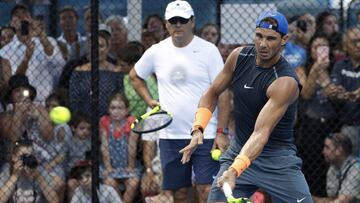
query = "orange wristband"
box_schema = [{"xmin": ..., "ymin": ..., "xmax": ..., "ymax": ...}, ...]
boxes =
[
  {"xmin": 193, "ymin": 107, "xmax": 212, "ymax": 132},
  {"xmin": 229, "ymin": 155, "xmax": 251, "ymax": 177}
]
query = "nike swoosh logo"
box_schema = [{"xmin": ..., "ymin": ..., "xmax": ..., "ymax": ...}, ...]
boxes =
[
  {"xmin": 297, "ymin": 197, "xmax": 306, "ymax": 203},
  {"xmin": 244, "ymin": 84, "xmax": 254, "ymax": 89}
]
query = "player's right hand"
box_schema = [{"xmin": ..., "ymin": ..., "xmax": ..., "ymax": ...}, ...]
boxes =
[
  {"xmin": 217, "ymin": 167, "xmax": 237, "ymax": 189},
  {"xmin": 147, "ymin": 99, "xmax": 160, "ymax": 109},
  {"xmin": 179, "ymin": 129, "xmax": 203, "ymax": 164}
]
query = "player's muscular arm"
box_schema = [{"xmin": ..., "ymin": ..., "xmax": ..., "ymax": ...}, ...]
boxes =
[
  {"xmin": 129, "ymin": 68, "xmax": 157, "ymax": 107},
  {"xmin": 239, "ymin": 77, "xmax": 299, "ymax": 161},
  {"xmin": 198, "ymin": 47, "xmax": 242, "ymax": 111}
]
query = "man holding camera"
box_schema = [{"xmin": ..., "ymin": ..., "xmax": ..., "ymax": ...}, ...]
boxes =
[
  {"xmin": 0, "ymin": 4, "xmax": 65, "ymax": 103},
  {"xmin": 0, "ymin": 139, "xmax": 59, "ymax": 203}
]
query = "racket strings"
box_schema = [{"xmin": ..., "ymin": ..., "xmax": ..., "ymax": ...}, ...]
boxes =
[{"xmin": 133, "ymin": 113, "xmax": 172, "ymax": 132}]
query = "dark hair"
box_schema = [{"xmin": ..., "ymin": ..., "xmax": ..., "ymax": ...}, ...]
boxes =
[
  {"xmin": 99, "ymin": 31, "xmax": 111, "ymax": 46},
  {"xmin": 70, "ymin": 111, "xmax": 91, "ymax": 128},
  {"xmin": 304, "ymin": 32, "xmax": 334, "ymax": 75},
  {"xmin": 69, "ymin": 159, "xmax": 91, "ymax": 179},
  {"xmin": 143, "ymin": 14, "xmax": 165, "ymax": 30},
  {"xmin": 118, "ymin": 41, "xmax": 145, "ymax": 65},
  {"xmin": 0, "ymin": 25, "xmax": 16, "ymax": 34},
  {"xmin": 45, "ymin": 89, "xmax": 69, "ymax": 108},
  {"xmin": 13, "ymin": 137, "xmax": 33, "ymax": 155},
  {"xmin": 198, "ymin": 22, "xmax": 220, "ymax": 45},
  {"xmin": 316, "ymin": 11, "xmax": 337, "ymax": 33},
  {"xmin": 327, "ymin": 133, "xmax": 353, "ymax": 156},
  {"xmin": 59, "ymin": 5, "xmax": 79, "ymax": 19},
  {"xmin": 10, "ymin": 4, "xmax": 29, "ymax": 18}
]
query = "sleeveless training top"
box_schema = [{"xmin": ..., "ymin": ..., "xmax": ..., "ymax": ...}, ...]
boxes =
[{"xmin": 230, "ymin": 46, "xmax": 301, "ymax": 156}]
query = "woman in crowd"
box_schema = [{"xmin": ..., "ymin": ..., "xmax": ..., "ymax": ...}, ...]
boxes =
[
  {"xmin": 296, "ymin": 33, "xmax": 339, "ymax": 196},
  {"xmin": 69, "ymin": 26, "xmax": 124, "ymax": 117}
]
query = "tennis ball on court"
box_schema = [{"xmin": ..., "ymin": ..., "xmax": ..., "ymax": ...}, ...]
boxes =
[
  {"xmin": 211, "ymin": 149, "xmax": 222, "ymax": 161},
  {"xmin": 49, "ymin": 106, "xmax": 71, "ymax": 124}
]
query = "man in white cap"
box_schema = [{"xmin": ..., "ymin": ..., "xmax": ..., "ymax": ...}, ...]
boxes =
[{"xmin": 130, "ymin": 1, "xmax": 230, "ymax": 202}]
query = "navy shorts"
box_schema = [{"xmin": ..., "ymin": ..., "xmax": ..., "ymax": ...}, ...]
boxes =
[
  {"xmin": 159, "ymin": 139, "xmax": 220, "ymax": 190},
  {"xmin": 208, "ymin": 146, "xmax": 313, "ymax": 203}
]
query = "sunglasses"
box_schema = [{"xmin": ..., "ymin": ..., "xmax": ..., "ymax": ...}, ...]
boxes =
[{"xmin": 168, "ymin": 17, "xmax": 191, "ymax": 25}]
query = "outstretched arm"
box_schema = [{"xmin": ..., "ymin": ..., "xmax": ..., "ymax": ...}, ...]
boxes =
[
  {"xmin": 218, "ymin": 76, "xmax": 299, "ymax": 188},
  {"xmin": 238, "ymin": 77, "xmax": 299, "ymax": 161}
]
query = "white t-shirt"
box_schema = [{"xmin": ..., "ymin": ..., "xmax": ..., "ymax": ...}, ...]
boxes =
[{"xmin": 134, "ymin": 36, "xmax": 224, "ymax": 139}]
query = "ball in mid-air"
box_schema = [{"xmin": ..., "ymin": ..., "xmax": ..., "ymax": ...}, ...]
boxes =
[
  {"xmin": 49, "ymin": 106, "xmax": 71, "ymax": 124},
  {"xmin": 211, "ymin": 149, "xmax": 222, "ymax": 161}
]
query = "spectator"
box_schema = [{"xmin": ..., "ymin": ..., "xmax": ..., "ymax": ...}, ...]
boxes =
[
  {"xmin": 68, "ymin": 25, "xmax": 124, "ymax": 117},
  {"xmin": 105, "ymin": 15, "xmax": 128, "ymax": 62},
  {"xmin": 316, "ymin": 11, "xmax": 345, "ymax": 61},
  {"xmin": 9, "ymin": 4, "xmax": 31, "ymax": 35},
  {"xmin": 298, "ymin": 13, "xmax": 317, "ymax": 47},
  {"xmin": 143, "ymin": 14, "xmax": 167, "ymax": 41},
  {"xmin": 198, "ymin": 23, "xmax": 220, "ymax": 45},
  {"xmin": 296, "ymin": 33, "xmax": 338, "ymax": 196},
  {"xmin": 130, "ymin": 1, "xmax": 230, "ymax": 202},
  {"xmin": 0, "ymin": 52, "xmax": 11, "ymax": 106},
  {"xmin": 70, "ymin": 160, "xmax": 123, "ymax": 203},
  {"xmin": 118, "ymin": 41, "xmax": 156, "ymax": 118},
  {"xmin": 141, "ymin": 30, "xmax": 161, "ymax": 50},
  {"xmin": 0, "ymin": 9, "xmax": 65, "ymax": 103},
  {"xmin": 57, "ymin": 5, "xmax": 86, "ymax": 61},
  {"xmin": 0, "ymin": 138, "xmax": 59, "ymax": 203},
  {"xmin": 313, "ymin": 133, "xmax": 360, "ymax": 203},
  {"xmin": 0, "ymin": 25, "xmax": 16, "ymax": 48},
  {"xmin": 283, "ymin": 17, "xmax": 308, "ymax": 69},
  {"xmin": 326, "ymin": 26, "xmax": 360, "ymax": 157},
  {"xmin": 57, "ymin": 24, "xmax": 116, "ymax": 90},
  {"xmin": 100, "ymin": 93, "xmax": 141, "ymax": 202},
  {"xmin": 0, "ymin": 74, "xmax": 52, "ymax": 144},
  {"xmin": 66, "ymin": 111, "xmax": 91, "ymax": 201}
]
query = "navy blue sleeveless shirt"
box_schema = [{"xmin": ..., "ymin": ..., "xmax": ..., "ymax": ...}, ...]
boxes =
[{"xmin": 230, "ymin": 46, "xmax": 301, "ymax": 156}]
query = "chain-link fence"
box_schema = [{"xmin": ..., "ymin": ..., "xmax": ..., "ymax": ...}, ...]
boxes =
[{"xmin": 0, "ymin": 0, "xmax": 359, "ymax": 202}]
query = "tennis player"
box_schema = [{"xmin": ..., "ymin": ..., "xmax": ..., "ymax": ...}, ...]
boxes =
[
  {"xmin": 180, "ymin": 11, "xmax": 313, "ymax": 203},
  {"xmin": 129, "ymin": 1, "xmax": 230, "ymax": 202}
]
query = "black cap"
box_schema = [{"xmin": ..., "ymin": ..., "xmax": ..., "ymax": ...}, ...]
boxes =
[{"xmin": 7, "ymin": 74, "xmax": 37, "ymax": 102}]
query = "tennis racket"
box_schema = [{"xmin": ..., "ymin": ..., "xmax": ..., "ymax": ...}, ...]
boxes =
[
  {"xmin": 131, "ymin": 106, "xmax": 173, "ymax": 134},
  {"xmin": 223, "ymin": 182, "xmax": 252, "ymax": 203}
]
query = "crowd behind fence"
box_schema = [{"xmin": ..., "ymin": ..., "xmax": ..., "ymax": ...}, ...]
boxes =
[{"xmin": 0, "ymin": 0, "xmax": 359, "ymax": 202}]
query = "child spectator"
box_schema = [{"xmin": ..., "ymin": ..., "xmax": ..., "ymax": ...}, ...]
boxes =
[
  {"xmin": 66, "ymin": 111, "xmax": 92, "ymax": 200},
  {"xmin": 70, "ymin": 160, "xmax": 123, "ymax": 203},
  {"xmin": 100, "ymin": 92, "xmax": 141, "ymax": 203}
]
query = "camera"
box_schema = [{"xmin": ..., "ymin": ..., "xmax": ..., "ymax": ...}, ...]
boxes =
[
  {"xmin": 296, "ymin": 20, "xmax": 307, "ymax": 33},
  {"xmin": 20, "ymin": 21, "xmax": 30, "ymax": 36},
  {"xmin": 21, "ymin": 154, "xmax": 38, "ymax": 169}
]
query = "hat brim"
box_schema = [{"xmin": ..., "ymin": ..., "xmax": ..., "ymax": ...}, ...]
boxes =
[{"xmin": 165, "ymin": 12, "xmax": 193, "ymax": 20}]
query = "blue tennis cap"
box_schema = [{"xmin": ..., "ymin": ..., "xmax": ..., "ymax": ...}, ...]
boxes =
[{"xmin": 256, "ymin": 11, "xmax": 288, "ymax": 36}]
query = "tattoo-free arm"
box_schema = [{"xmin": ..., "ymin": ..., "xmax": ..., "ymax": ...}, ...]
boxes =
[
  {"xmin": 129, "ymin": 69, "xmax": 156, "ymax": 107},
  {"xmin": 237, "ymin": 77, "xmax": 299, "ymax": 161}
]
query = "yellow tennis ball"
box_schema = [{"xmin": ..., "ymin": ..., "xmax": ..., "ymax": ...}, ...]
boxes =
[
  {"xmin": 211, "ymin": 149, "xmax": 222, "ymax": 161},
  {"xmin": 49, "ymin": 106, "xmax": 71, "ymax": 124}
]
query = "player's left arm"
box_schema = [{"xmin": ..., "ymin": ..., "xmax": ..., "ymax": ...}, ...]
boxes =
[{"xmin": 238, "ymin": 76, "xmax": 299, "ymax": 161}]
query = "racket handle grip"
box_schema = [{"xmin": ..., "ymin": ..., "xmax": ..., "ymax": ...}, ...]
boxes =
[{"xmin": 223, "ymin": 182, "xmax": 233, "ymax": 198}]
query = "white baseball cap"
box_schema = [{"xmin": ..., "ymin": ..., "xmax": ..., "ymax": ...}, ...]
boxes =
[{"xmin": 164, "ymin": 0, "xmax": 194, "ymax": 20}]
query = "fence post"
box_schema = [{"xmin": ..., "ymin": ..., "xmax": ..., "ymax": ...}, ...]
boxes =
[{"xmin": 91, "ymin": 0, "xmax": 100, "ymax": 202}]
